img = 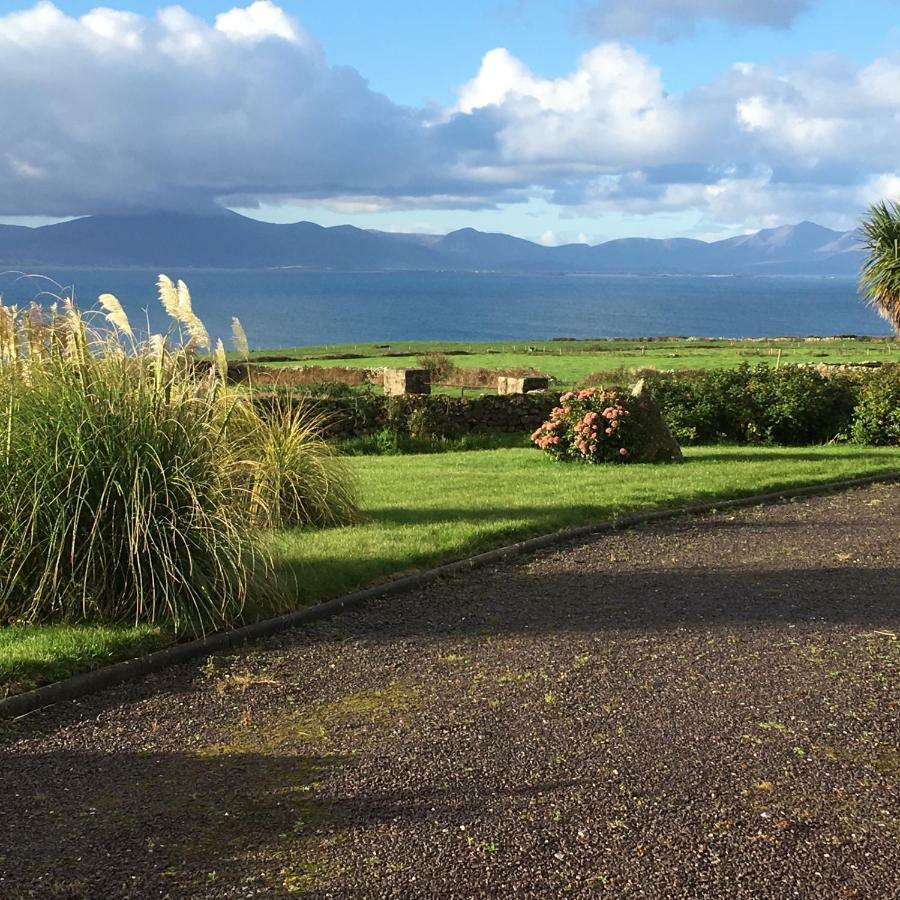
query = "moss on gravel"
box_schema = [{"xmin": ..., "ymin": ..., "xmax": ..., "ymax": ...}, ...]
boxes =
[{"xmin": 184, "ymin": 682, "xmax": 422, "ymax": 891}]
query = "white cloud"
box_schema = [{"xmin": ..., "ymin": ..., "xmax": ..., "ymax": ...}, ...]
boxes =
[
  {"xmin": 214, "ymin": 0, "xmax": 309, "ymax": 46},
  {"xmin": 450, "ymin": 42, "xmax": 900, "ymax": 230},
  {"xmin": 456, "ymin": 43, "xmax": 686, "ymax": 167},
  {"xmin": 735, "ymin": 96, "xmax": 773, "ymax": 131},
  {"xmin": 1, "ymin": 1, "xmax": 900, "ymax": 235},
  {"xmin": 859, "ymin": 56, "xmax": 900, "ymax": 106},
  {"xmin": 561, "ymin": 169, "xmax": 890, "ymax": 234},
  {"xmin": 80, "ymin": 8, "xmax": 143, "ymax": 49},
  {"xmin": 858, "ymin": 174, "xmax": 900, "ymax": 208},
  {"xmin": 7, "ymin": 155, "xmax": 45, "ymax": 179},
  {"xmin": 0, "ymin": 2, "xmax": 435, "ymax": 215},
  {"xmin": 582, "ymin": 0, "xmax": 811, "ymax": 40},
  {"xmin": 534, "ymin": 227, "xmax": 595, "ymax": 246},
  {"xmin": 457, "ymin": 47, "xmax": 594, "ymax": 114}
]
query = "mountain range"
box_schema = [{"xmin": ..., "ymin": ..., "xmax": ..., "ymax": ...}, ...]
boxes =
[{"xmin": 0, "ymin": 211, "xmax": 865, "ymax": 276}]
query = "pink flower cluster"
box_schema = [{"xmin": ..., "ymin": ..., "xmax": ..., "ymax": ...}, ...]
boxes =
[
  {"xmin": 560, "ymin": 388, "xmax": 600, "ymax": 403},
  {"xmin": 531, "ymin": 387, "xmax": 641, "ymax": 463},
  {"xmin": 600, "ymin": 402, "xmax": 630, "ymax": 438},
  {"xmin": 573, "ymin": 410, "xmax": 599, "ymax": 455},
  {"xmin": 530, "ymin": 416, "xmax": 564, "ymax": 451}
]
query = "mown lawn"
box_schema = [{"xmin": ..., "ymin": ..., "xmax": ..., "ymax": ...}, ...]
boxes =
[
  {"xmin": 3, "ymin": 444, "xmax": 900, "ymax": 697},
  {"xmin": 0, "ymin": 624, "xmax": 165, "ymax": 700},
  {"xmin": 255, "ymin": 337, "xmax": 900, "ymax": 386},
  {"xmin": 270, "ymin": 445, "xmax": 900, "ymax": 600}
]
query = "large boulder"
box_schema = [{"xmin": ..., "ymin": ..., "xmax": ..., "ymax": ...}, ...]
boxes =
[{"xmin": 629, "ymin": 379, "xmax": 683, "ymax": 463}]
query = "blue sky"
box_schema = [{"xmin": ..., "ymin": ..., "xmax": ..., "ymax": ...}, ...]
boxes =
[{"xmin": 1, "ymin": 1, "xmax": 899, "ymax": 241}]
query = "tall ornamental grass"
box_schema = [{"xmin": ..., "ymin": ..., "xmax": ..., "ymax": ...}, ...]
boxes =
[
  {"xmin": 0, "ymin": 278, "xmax": 357, "ymax": 633},
  {"xmin": 238, "ymin": 396, "xmax": 359, "ymax": 530}
]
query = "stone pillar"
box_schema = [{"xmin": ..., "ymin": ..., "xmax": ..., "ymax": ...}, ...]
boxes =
[
  {"xmin": 383, "ymin": 368, "xmax": 431, "ymax": 396},
  {"xmin": 497, "ymin": 376, "xmax": 550, "ymax": 395}
]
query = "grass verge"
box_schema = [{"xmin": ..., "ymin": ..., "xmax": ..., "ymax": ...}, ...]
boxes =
[
  {"xmin": 0, "ymin": 624, "xmax": 166, "ymax": 699},
  {"xmin": 4, "ymin": 444, "xmax": 900, "ymax": 697}
]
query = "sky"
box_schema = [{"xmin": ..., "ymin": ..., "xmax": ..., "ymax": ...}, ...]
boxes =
[{"xmin": 0, "ymin": 0, "xmax": 899, "ymax": 242}]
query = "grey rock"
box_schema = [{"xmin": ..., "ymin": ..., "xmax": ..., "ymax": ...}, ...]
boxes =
[{"xmin": 629, "ymin": 379, "xmax": 684, "ymax": 463}]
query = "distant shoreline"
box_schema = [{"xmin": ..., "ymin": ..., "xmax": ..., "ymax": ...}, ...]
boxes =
[{"xmin": 0, "ymin": 265, "xmax": 860, "ymax": 278}]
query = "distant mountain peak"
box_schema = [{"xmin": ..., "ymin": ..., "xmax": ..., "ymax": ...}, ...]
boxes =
[{"xmin": 0, "ymin": 211, "xmax": 864, "ymax": 275}]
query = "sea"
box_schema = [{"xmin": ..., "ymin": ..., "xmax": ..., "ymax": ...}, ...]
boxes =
[{"xmin": 0, "ymin": 269, "xmax": 890, "ymax": 348}]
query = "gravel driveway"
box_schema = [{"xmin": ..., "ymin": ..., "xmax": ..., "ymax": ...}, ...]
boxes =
[{"xmin": 2, "ymin": 483, "xmax": 899, "ymax": 899}]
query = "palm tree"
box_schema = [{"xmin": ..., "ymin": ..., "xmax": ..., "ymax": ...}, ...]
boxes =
[{"xmin": 860, "ymin": 200, "xmax": 900, "ymax": 333}]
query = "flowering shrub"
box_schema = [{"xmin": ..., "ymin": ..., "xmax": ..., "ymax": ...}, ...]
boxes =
[{"xmin": 531, "ymin": 388, "xmax": 645, "ymax": 463}]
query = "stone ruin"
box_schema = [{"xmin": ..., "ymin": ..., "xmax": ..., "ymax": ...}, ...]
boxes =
[
  {"xmin": 497, "ymin": 375, "xmax": 551, "ymax": 395},
  {"xmin": 383, "ymin": 368, "xmax": 431, "ymax": 396}
]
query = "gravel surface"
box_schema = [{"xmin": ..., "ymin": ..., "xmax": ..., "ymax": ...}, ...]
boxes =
[{"xmin": 2, "ymin": 484, "xmax": 900, "ymax": 899}]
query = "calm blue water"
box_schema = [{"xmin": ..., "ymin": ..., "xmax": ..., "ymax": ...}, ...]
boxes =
[{"xmin": 0, "ymin": 269, "xmax": 889, "ymax": 348}]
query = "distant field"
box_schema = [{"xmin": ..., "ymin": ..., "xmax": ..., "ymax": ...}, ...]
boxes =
[{"xmin": 250, "ymin": 337, "xmax": 900, "ymax": 386}]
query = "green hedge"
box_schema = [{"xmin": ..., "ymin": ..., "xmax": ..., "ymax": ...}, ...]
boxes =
[
  {"xmin": 257, "ymin": 363, "xmax": 900, "ymax": 448},
  {"xmin": 643, "ymin": 363, "xmax": 899, "ymax": 446},
  {"xmin": 849, "ymin": 366, "xmax": 900, "ymax": 445}
]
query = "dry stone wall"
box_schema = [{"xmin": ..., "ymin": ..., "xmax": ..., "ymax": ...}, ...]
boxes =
[{"xmin": 261, "ymin": 392, "xmax": 560, "ymax": 440}]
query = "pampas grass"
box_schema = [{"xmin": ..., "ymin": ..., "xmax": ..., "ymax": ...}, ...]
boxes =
[
  {"xmin": 237, "ymin": 397, "xmax": 359, "ymax": 530},
  {"xmin": 0, "ymin": 277, "xmax": 358, "ymax": 633},
  {"xmin": 0, "ymin": 297, "xmax": 252, "ymax": 632}
]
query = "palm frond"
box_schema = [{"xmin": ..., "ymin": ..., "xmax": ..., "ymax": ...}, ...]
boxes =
[{"xmin": 859, "ymin": 200, "xmax": 900, "ymax": 333}]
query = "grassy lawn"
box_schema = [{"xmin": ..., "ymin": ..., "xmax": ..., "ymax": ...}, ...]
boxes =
[
  {"xmin": 253, "ymin": 337, "xmax": 900, "ymax": 386},
  {"xmin": 3, "ymin": 444, "xmax": 900, "ymax": 698},
  {"xmin": 0, "ymin": 624, "xmax": 165, "ymax": 699}
]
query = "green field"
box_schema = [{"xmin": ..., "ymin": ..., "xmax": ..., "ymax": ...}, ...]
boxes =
[
  {"xmin": 4, "ymin": 444, "xmax": 900, "ymax": 699},
  {"xmin": 251, "ymin": 337, "xmax": 900, "ymax": 387}
]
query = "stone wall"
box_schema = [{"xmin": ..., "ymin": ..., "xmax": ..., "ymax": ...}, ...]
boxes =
[
  {"xmin": 392, "ymin": 393, "xmax": 559, "ymax": 437},
  {"xmin": 257, "ymin": 391, "xmax": 560, "ymax": 440}
]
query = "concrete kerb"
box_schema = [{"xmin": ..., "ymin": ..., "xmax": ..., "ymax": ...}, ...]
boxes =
[{"xmin": 2, "ymin": 470, "xmax": 898, "ymax": 720}]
